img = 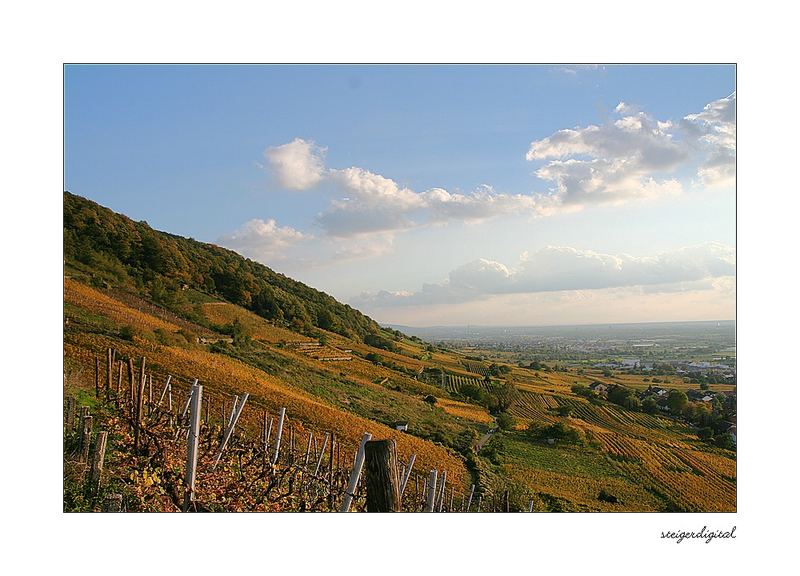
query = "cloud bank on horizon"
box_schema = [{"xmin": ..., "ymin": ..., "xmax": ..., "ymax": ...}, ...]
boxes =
[{"xmin": 352, "ymin": 242, "xmax": 735, "ymax": 307}]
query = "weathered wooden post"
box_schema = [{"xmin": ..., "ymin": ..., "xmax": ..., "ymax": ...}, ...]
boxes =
[
  {"xmin": 90, "ymin": 431, "xmax": 108, "ymax": 491},
  {"xmin": 227, "ymin": 395, "xmax": 239, "ymax": 430},
  {"xmin": 80, "ymin": 415, "xmax": 93, "ymax": 463},
  {"xmin": 65, "ymin": 396, "xmax": 76, "ymax": 431},
  {"xmin": 466, "ymin": 484, "xmax": 475, "ymax": 511},
  {"xmin": 156, "ymin": 375, "xmax": 172, "ymax": 411},
  {"xmin": 528, "ymin": 499, "xmax": 534, "ymax": 512},
  {"xmin": 399, "ymin": 453, "xmax": 416, "ymax": 496},
  {"xmin": 139, "ymin": 357, "xmax": 147, "ymax": 404},
  {"xmin": 327, "ymin": 433, "xmax": 335, "ymax": 510},
  {"xmin": 437, "ymin": 470, "xmax": 447, "ymax": 512},
  {"xmin": 424, "ymin": 469, "xmax": 438, "ymax": 512},
  {"xmin": 116, "ymin": 361, "xmax": 123, "ymax": 408},
  {"xmin": 340, "ymin": 432, "xmax": 372, "ymax": 512},
  {"xmin": 127, "ymin": 357, "xmax": 135, "ymax": 410},
  {"xmin": 476, "ymin": 494, "xmax": 482, "ymax": 512},
  {"xmin": 179, "ymin": 387, "xmax": 194, "ymax": 424},
  {"xmin": 303, "ymin": 431, "xmax": 314, "ymax": 468},
  {"xmin": 212, "ymin": 393, "xmax": 248, "ymax": 470},
  {"xmin": 271, "ymin": 407, "xmax": 286, "ymax": 465},
  {"xmin": 78, "ymin": 406, "xmax": 89, "ymax": 437},
  {"xmin": 364, "ymin": 439, "xmax": 401, "ymax": 512},
  {"xmin": 95, "ymin": 357, "xmax": 100, "ymax": 398},
  {"xmin": 504, "ymin": 489, "xmax": 510, "ymax": 512},
  {"xmin": 134, "ymin": 358, "xmax": 147, "ymax": 452},
  {"xmin": 183, "ymin": 382, "xmax": 203, "ymax": 511},
  {"xmin": 167, "ymin": 380, "xmax": 173, "ymax": 413},
  {"xmin": 314, "ymin": 432, "xmax": 329, "ymax": 476},
  {"xmin": 265, "ymin": 416, "xmax": 274, "ymax": 452},
  {"xmin": 106, "ymin": 348, "xmax": 113, "ymax": 401},
  {"xmin": 147, "ymin": 374, "xmax": 153, "ymax": 416}
]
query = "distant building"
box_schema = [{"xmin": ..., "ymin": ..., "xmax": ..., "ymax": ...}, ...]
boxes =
[
  {"xmin": 727, "ymin": 425, "xmax": 737, "ymax": 445},
  {"xmin": 589, "ymin": 382, "xmax": 608, "ymax": 396},
  {"xmin": 394, "ymin": 421, "xmax": 409, "ymax": 432}
]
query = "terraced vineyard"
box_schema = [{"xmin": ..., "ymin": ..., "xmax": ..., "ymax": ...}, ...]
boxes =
[
  {"xmin": 462, "ymin": 360, "xmax": 490, "ymax": 377},
  {"xmin": 508, "ymin": 384, "xmax": 735, "ymax": 511},
  {"xmin": 65, "ymin": 274, "xmax": 736, "ymax": 512},
  {"xmin": 63, "ymin": 280, "xmax": 470, "ymax": 489},
  {"xmin": 444, "ymin": 373, "xmax": 491, "ymax": 394},
  {"xmin": 509, "ymin": 391, "xmax": 560, "ymax": 423}
]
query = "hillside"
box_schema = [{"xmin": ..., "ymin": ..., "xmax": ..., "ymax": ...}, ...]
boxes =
[
  {"xmin": 63, "ymin": 193, "xmax": 735, "ymax": 513},
  {"xmin": 64, "ymin": 191, "xmax": 381, "ymax": 341}
]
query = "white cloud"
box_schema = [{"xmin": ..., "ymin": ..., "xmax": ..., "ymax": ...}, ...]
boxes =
[
  {"xmin": 527, "ymin": 93, "xmax": 736, "ymax": 211},
  {"xmin": 329, "ymin": 231, "xmax": 397, "ymax": 261},
  {"xmin": 318, "ymin": 170, "xmax": 538, "ymax": 237},
  {"xmin": 527, "ymin": 110, "xmax": 687, "ymax": 209},
  {"xmin": 423, "ymin": 185, "xmax": 537, "ymax": 223},
  {"xmin": 265, "ymin": 138, "xmax": 326, "ymax": 190},
  {"xmin": 218, "ymin": 218, "xmax": 310, "ymax": 262},
  {"xmin": 352, "ymin": 242, "xmax": 735, "ymax": 307},
  {"xmin": 682, "ymin": 93, "xmax": 736, "ymax": 187},
  {"xmin": 261, "ymin": 93, "xmax": 735, "ymax": 239}
]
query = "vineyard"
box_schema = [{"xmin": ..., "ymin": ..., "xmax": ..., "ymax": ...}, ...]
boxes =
[
  {"xmin": 462, "ymin": 360, "xmax": 490, "ymax": 377},
  {"xmin": 508, "ymin": 387, "xmax": 736, "ymax": 511},
  {"xmin": 64, "ymin": 351, "xmax": 484, "ymax": 512},
  {"xmin": 64, "ymin": 276, "xmax": 735, "ymax": 513},
  {"xmin": 444, "ymin": 373, "xmax": 493, "ymax": 394},
  {"xmin": 435, "ymin": 397, "xmax": 494, "ymax": 423}
]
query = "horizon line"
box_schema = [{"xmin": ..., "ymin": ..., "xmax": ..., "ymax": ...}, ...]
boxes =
[{"xmin": 384, "ymin": 318, "xmax": 736, "ymax": 330}]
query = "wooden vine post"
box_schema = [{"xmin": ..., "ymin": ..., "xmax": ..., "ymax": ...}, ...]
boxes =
[
  {"xmin": 212, "ymin": 393, "xmax": 249, "ymax": 470},
  {"xmin": 399, "ymin": 453, "xmax": 416, "ymax": 497},
  {"xmin": 183, "ymin": 381, "xmax": 203, "ymax": 511},
  {"xmin": 340, "ymin": 432, "xmax": 372, "ymax": 512},
  {"xmin": 90, "ymin": 431, "xmax": 108, "ymax": 492},
  {"xmin": 127, "ymin": 357, "xmax": 135, "ymax": 410},
  {"xmin": 327, "ymin": 433, "xmax": 335, "ymax": 510},
  {"xmin": 271, "ymin": 407, "xmax": 286, "ymax": 465},
  {"xmin": 425, "ymin": 469, "xmax": 438, "ymax": 512},
  {"xmin": 134, "ymin": 357, "xmax": 147, "ymax": 452},
  {"xmin": 80, "ymin": 415, "xmax": 93, "ymax": 463},
  {"xmin": 364, "ymin": 439, "xmax": 401, "ymax": 512},
  {"xmin": 116, "ymin": 361, "xmax": 123, "ymax": 409},
  {"xmin": 437, "ymin": 469, "xmax": 447, "ymax": 512},
  {"xmin": 466, "ymin": 484, "xmax": 475, "ymax": 511},
  {"xmin": 65, "ymin": 397, "xmax": 76, "ymax": 431},
  {"xmin": 95, "ymin": 357, "xmax": 100, "ymax": 398},
  {"xmin": 106, "ymin": 348, "xmax": 114, "ymax": 402}
]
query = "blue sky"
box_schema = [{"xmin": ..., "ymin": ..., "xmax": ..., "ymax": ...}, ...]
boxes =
[{"xmin": 65, "ymin": 64, "xmax": 735, "ymax": 326}]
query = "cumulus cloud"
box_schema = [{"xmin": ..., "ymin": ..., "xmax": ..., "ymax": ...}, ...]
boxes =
[
  {"xmin": 265, "ymin": 138, "xmax": 326, "ymax": 190},
  {"xmin": 526, "ymin": 93, "xmax": 735, "ymax": 211},
  {"xmin": 423, "ymin": 186, "xmax": 538, "ymax": 223},
  {"xmin": 681, "ymin": 93, "xmax": 736, "ymax": 187},
  {"xmin": 260, "ymin": 94, "xmax": 734, "ymax": 239},
  {"xmin": 527, "ymin": 109, "xmax": 688, "ymax": 208},
  {"xmin": 218, "ymin": 218, "xmax": 310, "ymax": 261},
  {"xmin": 352, "ymin": 242, "xmax": 735, "ymax": 307},
  {"xmin": 318, "ymin": 170, "xmax": 538, "ymax": 237}
]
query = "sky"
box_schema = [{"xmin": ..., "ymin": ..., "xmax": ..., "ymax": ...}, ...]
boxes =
[{"xmin": 64, "ymin": 64, "xmax": 735, "ymax": 326}]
